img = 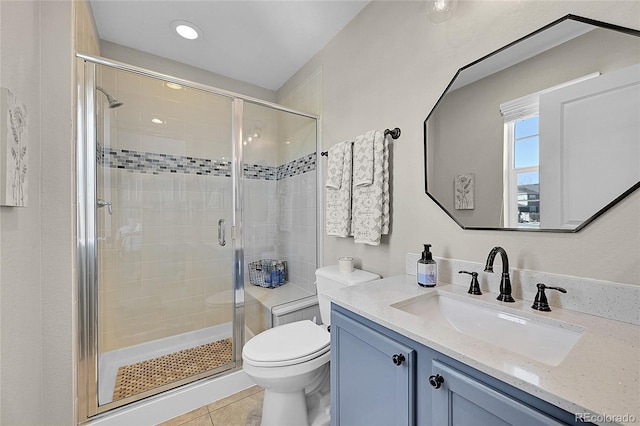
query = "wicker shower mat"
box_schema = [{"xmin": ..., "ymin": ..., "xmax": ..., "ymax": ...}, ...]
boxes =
[{"xmin": 113, "ymin": 337, "xmax": 233, "ymax": 400}]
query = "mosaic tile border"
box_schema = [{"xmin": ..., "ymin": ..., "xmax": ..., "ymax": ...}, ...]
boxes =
[
  {"xmin": 103, "ymin": 146, "xmax": 232, "ymax": 177},
  {"xmin": 244, "ymin": 163, "xmax": 277, "ymax": 181},
  {"xmin": 97, "ymin": 143, "xmax": 315, "ymax": 181},
  {"xmin": 277, "ymin": 153, "xmax": 316, "ymax": 180}
]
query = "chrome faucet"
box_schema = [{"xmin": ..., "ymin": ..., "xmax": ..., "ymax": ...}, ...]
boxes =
[{"xmin": 484, "ymin": 246, "xmax": 515, "ymax": 302}]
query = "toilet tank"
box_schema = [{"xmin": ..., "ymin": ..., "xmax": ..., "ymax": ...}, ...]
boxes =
[{"xmin": 315, "ymin": 265, "xmax": 380, "ymax": 326}]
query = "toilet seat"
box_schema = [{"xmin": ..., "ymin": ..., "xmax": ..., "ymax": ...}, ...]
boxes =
[{"xmin": 243, "ymin": 320, "xmax": 330, "ymax": 368}]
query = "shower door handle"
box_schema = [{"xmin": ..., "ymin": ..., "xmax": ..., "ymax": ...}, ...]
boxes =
[
  {"xmin": 97, "ymin": 199, "xmax": 112, "ymax": 215},
  {"xmin": 218, "ymin": 219, "xmax": 226, "ymax": 246}
]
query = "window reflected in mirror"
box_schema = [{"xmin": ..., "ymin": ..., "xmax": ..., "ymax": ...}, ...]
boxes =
[{"xmin": 506, "ymin": 116, "xmax": 540, "ymax": 228}]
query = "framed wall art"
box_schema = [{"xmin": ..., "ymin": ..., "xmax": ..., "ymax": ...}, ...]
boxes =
[
  {"xmin": 0, "ymin": 87, "xmax": 28, "ymax": 207},
  {"xmin": 454, "ymin": 173, "xmax": 474, "ymax": 210}
]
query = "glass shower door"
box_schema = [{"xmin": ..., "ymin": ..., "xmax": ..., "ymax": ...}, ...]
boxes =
[
  {"xmin": 242, "ymin": 101, "xmax": 318, "ymax": 337},
  {"xmin": 92, "ymin": 64, "xmax": 238, "ymax": 408}
]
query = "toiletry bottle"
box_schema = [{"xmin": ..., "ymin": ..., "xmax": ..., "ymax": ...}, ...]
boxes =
[
  {"xmin": 264, "ymin": 260, "xmax": 272, "ymax": 286},
  {"xmin": 417, "ymin": 244, "xmax": 437, "ymax": 287}
]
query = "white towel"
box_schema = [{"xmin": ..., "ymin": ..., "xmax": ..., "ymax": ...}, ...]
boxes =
[
  {"xmin": 381, "ymin": 133, "xmax": 390, "ymax": 235},
  {"xmin": 352, "ymin": 130, "xmax": 389, "ymax": 245},
  {"xmin": 326, "ymin": 141, "xmax": 353, "ymax": 237},
  {"xmin": 353, "ymin": 133, "xmax": 374, "ymax": 186},
  {"xmin": 326, "ymin": 142, "xmax": 346, "ymax": 189}
]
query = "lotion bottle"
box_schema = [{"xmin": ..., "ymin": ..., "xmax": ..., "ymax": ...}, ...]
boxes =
[{"xmin": 417, "ymin": 244, "xmax": 437, "ymax": 287}]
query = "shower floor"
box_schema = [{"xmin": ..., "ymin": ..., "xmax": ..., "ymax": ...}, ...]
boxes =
[
  {"xmin": 99, "ymin": 323, "xmax": 233, "ymax": 405},
  {"xmin": 113, "ymin": 337, "xmax": 233, "ymax": 401}
]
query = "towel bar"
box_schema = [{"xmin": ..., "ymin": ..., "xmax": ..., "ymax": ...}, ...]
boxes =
[{"xmin": 321, "ymin": 127, "xmax": 401, "ymax": 156}]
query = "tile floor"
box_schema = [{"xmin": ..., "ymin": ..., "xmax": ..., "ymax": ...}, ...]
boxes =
[{"xmin": 158, "ymin": 385, "xmax": 264, "ymax": 426}]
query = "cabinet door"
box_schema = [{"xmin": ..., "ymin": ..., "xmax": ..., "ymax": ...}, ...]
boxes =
[
  {"xmin": 332, "ymin": 309, "xmax": 416, "ymax": 426},
  {"xmin": 430, "ymin": 360, "xmax": 564, "ymax": 426}
]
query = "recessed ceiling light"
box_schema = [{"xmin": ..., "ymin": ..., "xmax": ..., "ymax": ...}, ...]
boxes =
[
  {"xmin": 166, "ymin": 82, "xmax": 182, "ymax": 90},
  {"xmin": 171, "ymin": 20, "xmax": 201, "ymax": 40},
  {"xmin": 151, "ymin": 118, "xmax": 164, "ymax": 124}
]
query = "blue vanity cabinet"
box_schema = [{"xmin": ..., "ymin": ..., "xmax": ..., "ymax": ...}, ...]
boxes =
[
  {"xmin": 331, "ymin": 304, "xmax": 585, "ymax": 426},
  {"xmin": 430, "ymin": 360, "xmax": 564, "ymax": 426},
  {"xmin": 331, "ymin": 308, "xmax": 416, "ymax": 426}
]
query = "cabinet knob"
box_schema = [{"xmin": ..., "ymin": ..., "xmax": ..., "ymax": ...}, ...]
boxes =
[
  {"xmin": 391, "ymin": 354, "xmax": 405, "ymax": 366},
  {"xmin": 429, "ymin": 374, "xmax": 444, "ymax": 389}
]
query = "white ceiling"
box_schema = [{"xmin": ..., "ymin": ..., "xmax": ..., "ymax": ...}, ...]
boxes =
[{"xmin": 89, "ymin": 0, "xmax": 369, "ymax": 91}]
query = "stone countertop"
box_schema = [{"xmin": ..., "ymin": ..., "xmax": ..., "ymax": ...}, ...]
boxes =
[{"xmin": 327, "ymin": 274, "xmax": 640, "ymax": 425}]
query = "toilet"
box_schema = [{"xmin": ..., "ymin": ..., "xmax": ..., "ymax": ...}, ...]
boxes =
[{"xmin": 242, "ymin": 265, "xmax": 380, "ymax": 426}]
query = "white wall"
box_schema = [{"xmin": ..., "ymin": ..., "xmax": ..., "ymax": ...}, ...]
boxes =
[
  {"xmin": 0, "ymin": 1, "xmax": 76, "ymax": 424},
  {"xmin": 40, "ymin": 2, "xmax": 74, "ymax": 422},
  {"xmin": 0, "ymin": 1, "xmax": 43, "ymax": 423},
  {"xmin": 279, "ymin": 1, "xmax": 640, "ymax": 285}
]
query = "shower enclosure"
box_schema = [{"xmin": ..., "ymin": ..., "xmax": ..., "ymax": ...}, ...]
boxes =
[{"xmin": 77, "ymin": 55, "xmax": 319, "ymax": 420}]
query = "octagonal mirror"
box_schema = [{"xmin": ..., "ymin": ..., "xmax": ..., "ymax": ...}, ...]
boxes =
[{"xmin": 424, "ymin": 15, "xmax": 640, "ymax": 232}]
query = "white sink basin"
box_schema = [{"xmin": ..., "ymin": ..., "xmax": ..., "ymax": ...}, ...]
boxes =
[{"xmin": 392, "ymin": 291, "xmax": 584, "ymax": 366}]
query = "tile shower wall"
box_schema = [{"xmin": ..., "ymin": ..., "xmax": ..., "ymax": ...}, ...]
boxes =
[
  {"xmin": 276, "ymin": 169, "xmax": 317, "ymax": 293},
  {"xmin": 99, "ymin": 153, "xmax": 316, "ymax": 351},
  {"xmin": 274, "ymin": 67, "xmax": 321, "ymax": 294},
  {"xmin": 243, "ymin": 102, "xmax": 318, "ymax": 296},
  {"xmin": 97, "ymin": 67, "xmax": 317, "ymax": 352},
  {"xmin": 98, "ymin": 170, "xmax": 233, "ymax": 352},
  {"xmin": 243, "ymin": 154, "xmax": 317, "ymax": 294}
]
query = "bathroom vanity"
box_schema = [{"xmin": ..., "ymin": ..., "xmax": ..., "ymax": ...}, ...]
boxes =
[{"xmin": 328, "ymin": 275, "xmax": 640, "ymax": 426}]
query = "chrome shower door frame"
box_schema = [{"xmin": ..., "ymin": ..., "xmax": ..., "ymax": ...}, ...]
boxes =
[
  {"xmin": 76, "ymin": 56, "xmax": 246, "ymax": 421},
  {"xmin": 76, "ymin": 53, "xmax": 319, "ymax": 422},
  {"xmin": 77, "ymin": 55, "xmax": 99, "ymax": 423}
]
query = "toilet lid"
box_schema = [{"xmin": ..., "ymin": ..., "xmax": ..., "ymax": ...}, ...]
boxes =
[{"xmin": 243, "ymin": 320, "xmax": 330, "ymax": 366}]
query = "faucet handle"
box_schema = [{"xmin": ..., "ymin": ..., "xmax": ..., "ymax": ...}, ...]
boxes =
[
  {"xmin": 532, "ymin": 283, "xmax": 567, "ymax": 312},
  {"xmin": 459, "ymin": 270, "xmax": 482, "ymax": 295}
]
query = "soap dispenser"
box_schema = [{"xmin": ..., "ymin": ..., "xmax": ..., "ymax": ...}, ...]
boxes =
[{"xmin": 417, "ymin": 244, "xmax": 437, "ymax": 287}]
